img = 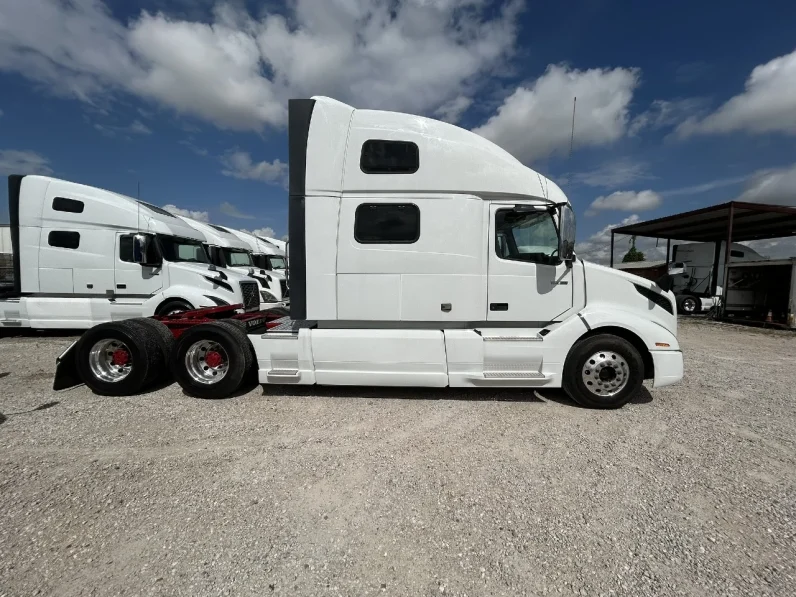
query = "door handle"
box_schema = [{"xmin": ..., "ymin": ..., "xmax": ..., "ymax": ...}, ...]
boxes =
[
  {"xmin": 490, "ymin": 303, "xmax": 509, "ymax": 311},
  {"xmin": 116, "ymin": 284, "xmax": 127, "ymax": 289}
]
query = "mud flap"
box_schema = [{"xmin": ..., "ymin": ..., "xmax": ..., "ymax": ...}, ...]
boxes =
[{"xmin": 52, "ymin": 340, "xmax": 83, "ymax": 391}]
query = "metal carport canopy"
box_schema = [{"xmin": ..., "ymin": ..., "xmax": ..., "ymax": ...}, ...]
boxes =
[{"xmin": 612, "ymin": 201, "xmax": 796, "ymax": 242}]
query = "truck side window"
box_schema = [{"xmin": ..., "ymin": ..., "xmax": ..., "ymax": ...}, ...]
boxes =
[
  {"xmin": 52, "ymin": 197, "xmax": 84, "ymax": 213},
  {"xmin": 495, "ymin": 209, "xmax": 559, "ymax": 265},
  {"xmin": 120, "ymin": 234, "xmax": 159, "ymax": 263},
  {"xmin": 355, "ymin": 203, "xmax": 420, "ymax": 244},
  {"xmin": 48, "ymin": 231, "xmax": 80, "ymax": 250},
  {"xmin": 730, "ymin": 250, "xmax": 744, "ymax": 258},
  {"xmin": 360, "ymin": 140, "xmax": 419, "ymax": 174}
]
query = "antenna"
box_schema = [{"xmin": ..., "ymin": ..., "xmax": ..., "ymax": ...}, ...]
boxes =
[
  {"xmin": 137, "ymin": 181, "xmax": 141, "ymax": 234},
  {"xmin": 569, "ymin": 96, "xmax": 577, "ymax": 159}
]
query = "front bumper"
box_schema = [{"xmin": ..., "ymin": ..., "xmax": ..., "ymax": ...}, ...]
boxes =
[{"xmin": 651, "ymin": 350, "xmax": 684, "ymax": 388}]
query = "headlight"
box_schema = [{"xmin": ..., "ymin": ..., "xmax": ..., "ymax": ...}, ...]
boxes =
[{"xmin": 261, "ymin": 291, "xmax": 277, "ymax": 302}]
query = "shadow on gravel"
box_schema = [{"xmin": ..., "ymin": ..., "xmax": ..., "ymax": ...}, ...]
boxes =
[
  {"xmin": 0, "ymin": 400, "xmax": 60, "ymax": 425},
  {"xmin": 258, "ymin": 384, "xmax": 545, "ymax": 403},
  {"xmin": 0, "ymin": 329, "xmax": 82, "ymax": 339},
  {"xmin": 537, "ymin": 385, "xmax": 653, "ymax": 408},
  {"xmin": 0, "ymin": 372, "xmax": 9, "ymax": 379}
]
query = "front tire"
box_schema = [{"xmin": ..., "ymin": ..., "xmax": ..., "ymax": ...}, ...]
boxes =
[
  {"xmin": 563, "ymin": 334, "xmax": 645, "ymax": 409},
  {"xmin": 171, "ymin": 322, "xmax": 251, "ymax": 399},
  {"xmin": 677, "ymin": 294, "xmax": 700, "ymax": 314},
  {"xmin": 157, "ymin": 299, "xmax": 193, "ymax": 317}
]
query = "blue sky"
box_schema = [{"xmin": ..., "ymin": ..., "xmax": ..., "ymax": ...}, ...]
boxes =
[{"xmin": 2, "ymin": 0, "xmax": 796, "ymax": 260}]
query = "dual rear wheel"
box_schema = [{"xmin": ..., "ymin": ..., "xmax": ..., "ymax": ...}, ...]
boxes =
[{"xmin": 75, "ymin": 319, "xmax": 254, "ymax": 398}]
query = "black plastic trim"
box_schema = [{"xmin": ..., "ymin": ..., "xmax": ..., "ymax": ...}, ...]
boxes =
[
  {"xmin": 7, "ymin": 175, "xmax": 23, "ymax": 296},
  {"xmin": 203, "ymin": 276, "xmax": 233, "ymax": 292},
  {"xmin": 634, "ymin": 284, "xmax": 674, "ymax": 315},
  {"xmin": 204, "ymin": 294, "xmax": 230, "ymax": 306},
  {"xmin": 287, "ymin": 98, "xmax": 315, "ymax": 320}
]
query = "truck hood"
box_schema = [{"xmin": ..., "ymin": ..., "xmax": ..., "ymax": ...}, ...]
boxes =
[{"xmin": 582, "ymin": 259, "xmax": 678, "ymax": 335}]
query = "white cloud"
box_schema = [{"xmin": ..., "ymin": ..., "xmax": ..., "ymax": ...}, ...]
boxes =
[
  {"xmin": 179, "ymin": 139, "xmax": 208, "ymax": 156},
  {"xmin": 677, "ymin": 49, "xmax": 796, "ymax": 137},
  {"xmin": 587, "ymin": 190, "xmax": 662, "ymax": 216},
  {"xmin": 219, "ymin": 201, "xmax": 255, "ymax": 220},
  {"xmin": 0, "ymin": 108, "xmax": 4, "ymax": 117},
  {"xmin": 242, "ymin": 227, "xmax": 276, "ymax": 239},
  {"xmin": 435, "ymin": 95, "xmax": 473, "ymax": 124},
  {"xmin": 473, "ymin": 64, "xmax": 639, "ymax": 163},
  {"xmin": 575, "ymin": 214, "xmax": 666, "ymax": 265},
  {"xmin": 0, "ymin": 149, "xmax": 53, "ymax": 176},
  {"xmin": 129, "ymin": 120, "xmax": 152, "ymax": 135},
  {"xmin": 568, "ymin": 158, "xmax": 650, "ymax": 188},
  {"xmin": 736, "ymin": 163, "xmax": 796, "ymax": 205},
  {"xmin": 220, "ymin": 150, "xmax": 287, "ymax": 186},
  {"xmin": 0, "ymin": 0, "xmax": 524, "ymax": 131},
  {"xmin": 162, "ymin": 204, "xmax": 209, "ymax": 222},
  {"xmin": 659, "ymin": 175, "xmax": 749, "ymax": 197},
  {"xmin": 629, "ymin": 98, "xmax": 708, "ymax": 135}
]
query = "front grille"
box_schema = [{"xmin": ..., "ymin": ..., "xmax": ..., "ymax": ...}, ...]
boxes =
[
  {"xmin": 280, "ymin": 279, "xmax": 289, "ymax": 299},
  {"xmin": 239, "ymin": 281, "xmax": 259, "ymax": 311}
]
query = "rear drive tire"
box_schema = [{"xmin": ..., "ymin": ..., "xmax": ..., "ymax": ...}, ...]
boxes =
[
  {"xmin": 157, "ymin": 299, "xmax": 193, "ymax": 316},
  {"xmin": 171, "ymin": 323, "xmax": 248, "ymax": 399},
  {"xmin": 677, "ymin": 294, "xmax": 700, "ymax": 314},
  {"xmin": 563, "ymin": 334, "xmax": 645, "ymax": 409},
  {"xmin": 75, "ymin": 320, "xmax": 163, "ymax": 396},
  {"xmin": 128, "ymin": 318, "xmax": 175, "ymax": 381}
]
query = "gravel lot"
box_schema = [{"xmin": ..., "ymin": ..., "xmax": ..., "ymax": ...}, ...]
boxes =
[{"xmin": 1, "ymin": 318, "xmax": 794, "ymax": 597}]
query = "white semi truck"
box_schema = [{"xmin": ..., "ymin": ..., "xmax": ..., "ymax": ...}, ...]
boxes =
[
  {"xmin": 54, "ymin": 97, "xmax": 683, "ymax": 408},
  {"xmin": 175, "ymin": 216, "xmax": 288, "ymax": 311},
  {"xmin": 219, "ymin": 227, "xmax": 289, "ymax": 302},
  {"xmin": 669, "ymin": 241, "xmax": 765, "ymax": 313},
  {"xmin": 0, "ymin": 175, "xmax": 262, "ymax": 328}
]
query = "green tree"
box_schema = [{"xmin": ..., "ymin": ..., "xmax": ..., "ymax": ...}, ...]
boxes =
[{"xmin": 622, "ymin": 236, "xmax": 646, "ymax": 263}]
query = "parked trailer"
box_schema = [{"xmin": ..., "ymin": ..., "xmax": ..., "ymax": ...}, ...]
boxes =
[
  {"xmin": 722, "ymin": 259, "xmax": 796, "ymax": 328},
  {"xmin": 54, "ymin": 96, "xmax": 684, "ymax": 409}
]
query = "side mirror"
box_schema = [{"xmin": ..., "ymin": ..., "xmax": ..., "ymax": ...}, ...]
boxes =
[
  {"xmin": 133, "ymin": 234, "xmax": 160, "ymax": 267},
  {"xmin": 558, "ymin": 205, "xmax": 576, "ymax": 263},
  {"xmin": 656, "ymin": 274, "xmax": 675, "ymax": 292}
]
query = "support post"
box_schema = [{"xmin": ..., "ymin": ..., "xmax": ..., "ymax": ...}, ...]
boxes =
[
  {"xmin": 610, "ymin": 231, "xmax": 615, "ymax": 268},
  {"xmin": 666, "ymin": 238, "xmax": 671, "ymax": 265},
  {"xmin": 719, "ymin": 204, "xmax": 735, "ymax": 319}
]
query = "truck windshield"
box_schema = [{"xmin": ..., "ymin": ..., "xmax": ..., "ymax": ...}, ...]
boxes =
[
  {"xmin": 223, "ymin": 249, "xmax": 254, "ymax": 267},
  {"xmin": 158, "ymin": 235, "xmax": 210, "ymax": 263},
  {"xmin": 268, "ymin": 255, "xmax": 286, "ymax": 270},
  {"xmin": 495, "ymin": 209, "xmax": 560, "ymax": 265}
]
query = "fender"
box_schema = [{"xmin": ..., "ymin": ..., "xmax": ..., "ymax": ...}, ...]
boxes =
[
  {"xmin": 142, "ymin": 286, "xmax": 237, "ymax": 317},
  {"xmin": 578, "ymin": 306, "xmax": 680, "ymax": 351}
]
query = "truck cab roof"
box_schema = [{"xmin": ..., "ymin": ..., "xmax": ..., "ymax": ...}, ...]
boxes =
[{"xmin": 176, "ymin": 216, "xmax": 250, "ymax": 251}]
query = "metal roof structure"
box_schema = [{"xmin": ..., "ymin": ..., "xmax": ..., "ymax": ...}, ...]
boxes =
[
  {"xmin": 612, "ymin": 201, "xmax": 796, "ymax": 243},
  {"xmin": 609, "ymin": 201, "xmax": 796, "ymax": 300}
]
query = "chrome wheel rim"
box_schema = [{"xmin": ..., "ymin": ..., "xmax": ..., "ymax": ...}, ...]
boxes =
[
  {"xmin": 185, "ymin": 340, "xmax": 229, "ymax": 385},
  {"xmin": 582, "ymin": 350, "xmax": 629, "ymax": 397},
  {"xmin": 682, "ymin": 297, "xmax": 697, "ymax": 313},
  {"xmin": 88, "ymin": 339, "xmax": 133, "ymax": 382}
]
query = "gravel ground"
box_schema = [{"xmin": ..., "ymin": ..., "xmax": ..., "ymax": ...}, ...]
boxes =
[{"xmin": 0, "ymin": 318, "xmax": 794, "ymax": 597}]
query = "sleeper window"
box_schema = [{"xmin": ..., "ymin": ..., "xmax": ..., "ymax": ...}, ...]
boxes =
[
  {"xmin": 355, "ymin": 203, "xmax": 420, "ymax": 244},
  {"xmin": 360, "ymin": 140, "xmax": 419, "ymax": 174},
  {"xmin": 52, "ymin": 197, "xmax": 84, "ymax": 213},
  {"xmin": 48, "ymin": 231, "xmax": 80, "ymax": 250},
  {"xmin": 495, "ymin": 209, "xmax": 560, "ymax": 266}
]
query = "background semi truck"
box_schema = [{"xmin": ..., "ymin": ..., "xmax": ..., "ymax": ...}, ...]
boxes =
[
  {"xmin": 669, "ymin": 241, "xmax": 765, "ymax": 313},
  {"xmin": 175, "ymin": 215, "xmax": 288, "ymax": 310},
  {"xmin": 0, "ymin": 175, "xmax": 261, "ymax": 328},
  {"xmin": 55, "ymin": 96, "xmax": 684, "ymax": 409}
]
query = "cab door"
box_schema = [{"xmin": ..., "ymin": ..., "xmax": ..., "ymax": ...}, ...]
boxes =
[
  {"xmin": 487, "ymin": 204, "xmax": 573, "ymax": 323},
  {"xmin": 114, "ymin": 233, "xmax": 163, "ymax": 296}
]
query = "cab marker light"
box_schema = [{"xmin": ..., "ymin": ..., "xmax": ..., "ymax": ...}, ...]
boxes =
[{"xmin": 655, "ymin": 342, "xmax": 670, "ymax": 347}]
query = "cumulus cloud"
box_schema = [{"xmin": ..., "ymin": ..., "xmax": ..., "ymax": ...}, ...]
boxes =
[
  {"xmin": 575, "ymin": 214, "xmax": 665, "ymax": 265},
  {"xmin": 629, "ymin": 98, "xmax": 709, "ymax": 135},
  {"xmin": 473, "ymin": 64, "xmax": 639, "ymax": 163},
  {"xmin": 677, "ymin": 49, "xmax": 796, "ymax": 137},
  {"xmin": 0, "ymin": 0, "xmax": 524, "ymax": 131},
  {"xmin": 736, "ymin": 163, "xmax": 796, "ymax": 205},
  {"xmin": 586, "ymin": 190, "xmax": 662, "ymax": 216},
  {"xmin": 162, "ymin": 204, "xmax": 210, "ymax": 222},
  {"xmin": 435, "ymin": 96, "xmax": 473, "ymax": 124},
  {"xmin": 220, "ymin": 151, "xmax": 287, "ymax": 186},
  {"xmin": 242, "ymin": 227, "xmax": 276, "ymax": 240},
  {"xmin": 0, "ymin": 149, "xmax": 53, "ymax": 176},
  {"xmin": 219, "ymin": 201, "xmax": 255, "ymax": 220}
]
